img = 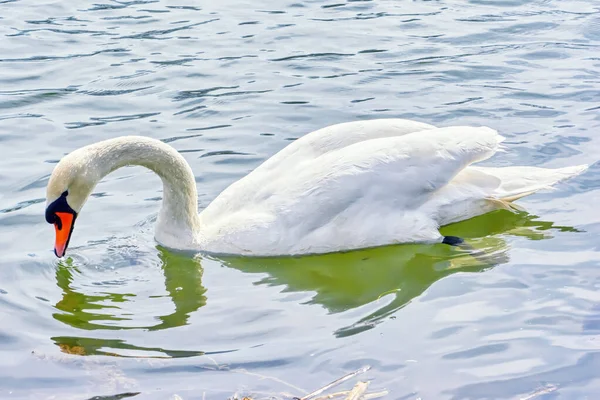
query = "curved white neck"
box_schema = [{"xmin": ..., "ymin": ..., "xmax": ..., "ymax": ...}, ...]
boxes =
[{"xmin": 87, "ymin": 136, "xmax": 201, "ymax": 248}]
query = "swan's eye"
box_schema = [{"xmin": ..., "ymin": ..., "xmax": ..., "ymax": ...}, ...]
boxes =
[
  {"xmin": 45, "ymin": 212, "xmax": 63, "ymax": 229},
  {"xmin": 45, "ymin": 209, "xmax": 57, "ymax": 224}
]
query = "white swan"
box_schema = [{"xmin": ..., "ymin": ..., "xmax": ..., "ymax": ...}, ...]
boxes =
[{"xmin": 45, "ymin": 119, "xmax": 587, "ymax": 258}]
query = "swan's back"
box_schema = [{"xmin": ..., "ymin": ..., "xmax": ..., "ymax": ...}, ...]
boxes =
[
  {"xmin": 199, "ymin": 125, "xmax": 510, "ymax": 254},
  {"xmin": 202, "ymin": 119, "xmax": 434, "ymax": 214},
  {"xmin": 256, "ymin": 118, "xmax": 435, "ymax": 171}
]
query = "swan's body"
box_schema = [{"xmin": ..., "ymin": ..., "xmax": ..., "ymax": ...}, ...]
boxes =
[{"xmin": 45, "ymin": 119, "xmax": 587, "ymax": 257}]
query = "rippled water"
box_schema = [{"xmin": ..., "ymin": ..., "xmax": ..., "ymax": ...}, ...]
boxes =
[{"xmin": 1, "ymin": 0, "xmax": 600, "ymax": 398}]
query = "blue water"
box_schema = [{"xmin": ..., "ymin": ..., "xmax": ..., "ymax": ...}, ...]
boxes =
[{"xmin": 1, "ymin": 0, "xmax": 600, "ymax": 398}]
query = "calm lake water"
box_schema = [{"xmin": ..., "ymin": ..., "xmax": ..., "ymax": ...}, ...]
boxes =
[{"xmin": 1, "ymin": 0, "xmax": 600, "ymax": 399}]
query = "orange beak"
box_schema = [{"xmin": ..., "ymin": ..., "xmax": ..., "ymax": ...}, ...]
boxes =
[{"xmin": 54, "ymin": 212, "xmax": 75, "ymax": 258}]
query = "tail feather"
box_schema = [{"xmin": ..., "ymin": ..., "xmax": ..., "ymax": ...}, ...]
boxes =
[
  {"xmin": 473, "ymin": 164, "xmax": 588, "ymax": 201},
  {"xmin": 486, "ymin": 197, "xmax": 526, "ymax": 212}
]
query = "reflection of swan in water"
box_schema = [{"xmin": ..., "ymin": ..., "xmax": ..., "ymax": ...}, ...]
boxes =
[
  {"xmin": 219, "ymin": 210, "xmax": 579, "ymax": 337},
  {"xmin": 52, "ymin": 250, "xmax": 208, "ymax": 357},
  {"xmin": 52, "ymin": 209, "xmax": 579, "ymax": 355}
]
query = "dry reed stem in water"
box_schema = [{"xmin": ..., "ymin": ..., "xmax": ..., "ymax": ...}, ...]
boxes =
[
  {"xmin": 299, "ymin": 366, "xmax": 371, "ymax": 400},
  {"xmin": 519, "ymin": 385, "xmax": 558, "ymax": 400},
  {"xmin": 310, "ymin": 389, "xmax": 390, "ymax": 400},
  {"xmin": 230, "ymin": 365, "xmax": 386, "ymax": 400},
  {"xmin": 312, "ymin": 390, "xmax": 351, "ymax": 400},
  {"xmin": 344, "ymin": 381, "xmax": 369, "ymax": 400},
  {"xmin": 231, "ymin": 368, "xmax": 307, "ymax": 394},
  {"xmin": 362, "ymin": 390, "xmax": 389, "ymax": 399}
]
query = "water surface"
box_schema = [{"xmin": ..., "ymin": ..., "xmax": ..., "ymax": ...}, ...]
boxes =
[{"xmin": 1, "ymin": 0, "xmax": 600, "ymax": 398}]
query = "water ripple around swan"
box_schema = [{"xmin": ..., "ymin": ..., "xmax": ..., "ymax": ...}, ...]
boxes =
[{"xmin": 1, "ymin": 0, "xmax": 600, "ymax": 398}]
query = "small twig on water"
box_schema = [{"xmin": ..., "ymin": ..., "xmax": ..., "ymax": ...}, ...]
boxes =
[
  {"xmin": 297, "ymin": 366, "xmax": 371, "ymax": 400},
  {"xmin": 290, "ymin": 388, "xmax": 388, "ymax": 400},
  {"xmin": 519, "ymin": 385, "xmax": 558, "ymax": 400},
  {"xmin": 344, "ymin": 381, "xmax": 369, "ymax": 400},
  {"xmin": 231, "ymin": 368, "xmax": 307, "ymax": 394},
  {"xmin": 312, "ymin": 390, "xmax": 351, "ymax": 400},
  {"xmin": 362, "ymin": 390, "xmax": 389, "ymax": 400}
]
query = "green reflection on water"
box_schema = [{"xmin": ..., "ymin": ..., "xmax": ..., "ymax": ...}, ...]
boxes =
[
  {"xmin": 225, "ymin": 210, "xmax": 576, "ymax": 336},
  {"xmin": 51, "ymin": 210, "xmax": 577, "ymax": 356},
  {"xmin": 53, "ymin": 250, "xmax": 207, "ymax": 331},
  {"xmin": 52, "ymin": 250, "xmax": 207, "ymax": 357}
]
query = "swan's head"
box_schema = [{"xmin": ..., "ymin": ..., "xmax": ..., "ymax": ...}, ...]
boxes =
[{"xmin": 45, "ymin": 147, "xmax": 99, "ymax": 258}]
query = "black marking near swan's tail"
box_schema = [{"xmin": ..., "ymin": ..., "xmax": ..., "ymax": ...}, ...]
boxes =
[
  {"xmin": 442, "ymin": 235, "xmax": 489, "ymax": 262},
  {"xmin": 442, "ymin": 236, "xmax": 464, "ymax": 246}
]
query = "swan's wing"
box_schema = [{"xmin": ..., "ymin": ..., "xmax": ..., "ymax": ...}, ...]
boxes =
[
  {"xmin": 277, "ymin": 125, "xmax": 504, "ymax": 209},
  {"xmin": 255, "ymin": 118, "xmax": 435, "ymax": 171},
  {"xmin": 202, "ymin": 126, "xmax": 504, "ymax": 252}
]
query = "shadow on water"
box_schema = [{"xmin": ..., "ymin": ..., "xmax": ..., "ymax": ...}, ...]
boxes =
[{"xmin": 51, "ymin": 209, "xmax": 578, "ymax": 356}]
